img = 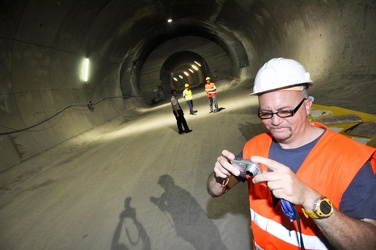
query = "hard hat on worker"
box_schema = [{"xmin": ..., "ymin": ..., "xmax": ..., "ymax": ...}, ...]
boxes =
[
  {"xmin": 206, "ymin": 77, "xmax": 211, "ymax": 81},
  {"xmin": 184, "ymin": 83, "xmax": 189, "ymax": 88},
  {"xmin": 251, "ymin": 57, "xmax": 313, "ymax": 95}
]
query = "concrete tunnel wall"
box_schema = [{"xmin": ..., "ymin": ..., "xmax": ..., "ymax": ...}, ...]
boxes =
[{"xmin": 0, "ymin": 0, "xmax": 375, "ymax": 171}]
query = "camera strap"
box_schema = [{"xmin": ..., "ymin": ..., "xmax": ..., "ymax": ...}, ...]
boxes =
[{"xmin": 281, "ymin": 199, "xmax": 305, "ymax": 250}]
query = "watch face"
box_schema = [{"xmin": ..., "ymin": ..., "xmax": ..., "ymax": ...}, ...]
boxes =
[{"xmin": 320, "ymin": 200, "xmax": 332, "ymax": 214}]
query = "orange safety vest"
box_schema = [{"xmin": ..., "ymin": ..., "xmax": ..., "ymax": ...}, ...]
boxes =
[
  {"xmin": 242, "ymin": 122, "xmax": 376, "ymax": 250},
  {"xmin": 205, "ymin": 82, "xmax": 216, "ymax": 97}
]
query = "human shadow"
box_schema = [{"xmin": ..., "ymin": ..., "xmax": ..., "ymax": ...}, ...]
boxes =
[
  {"xmin": 150, "ymin": 174, "xmax": 228, "ymax": 250},
  {"xmin": 237, "ymin": 121, "xmax": 267, "ymax": 142},
  {"xmin": 111, "ymin": 197, "xmax": 151, "ymax": 250}
]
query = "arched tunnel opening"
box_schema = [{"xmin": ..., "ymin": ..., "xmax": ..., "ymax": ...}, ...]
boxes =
[
  {"xmin": 162, "ymin": 51, "xmax": 207, "ymax": 91},
  {"xmin": 0, "ymin": 1, "xmax": 375, "ymax": 249}
]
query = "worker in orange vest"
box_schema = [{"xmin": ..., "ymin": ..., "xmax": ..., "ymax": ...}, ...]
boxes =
[
  {"xmin": 204, "ymin": 77, "xmax": 219, "ymax": 113},
  {"xmin": 207, "ymin": 58, "xmax": 376, "ymax": 249}
]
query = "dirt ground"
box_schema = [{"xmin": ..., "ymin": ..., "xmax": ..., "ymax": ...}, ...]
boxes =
[
  {"xmin": 0, "ymin": 78, "xmax": 374, "ymax": 250},
  {"xmin": 0, "ymin": 82, "xmax": 260, "ymax": 250}
]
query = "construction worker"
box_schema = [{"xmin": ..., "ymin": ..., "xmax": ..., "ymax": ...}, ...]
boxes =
[
  {"xmin": 182, "ymin": 83, "xmax": 195, "ymax": 115},
  {"xmin": 170, "ymin": 89, "xmax": 192, "ymax": 134},
  {"xmin": 207, "ymin": 58, "xmax": 376, "ymax": 249},
  {"xmin": 205, "ymin": 77, "xmax": 219, "ymax": 113}
]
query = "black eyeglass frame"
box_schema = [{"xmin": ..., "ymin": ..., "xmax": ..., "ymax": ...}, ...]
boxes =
[{"xmin": 258, "ymin": 98, "xmax": 307, "ymax": 120}]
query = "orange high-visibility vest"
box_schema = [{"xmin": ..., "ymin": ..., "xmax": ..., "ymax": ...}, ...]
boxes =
[
  {"xmin": 205, "ymin": 82, "xmax": 216, "ymax": 97},
  {"xmin": 242, "ymin": 122, "xmax": 376, "ymax": 249}
]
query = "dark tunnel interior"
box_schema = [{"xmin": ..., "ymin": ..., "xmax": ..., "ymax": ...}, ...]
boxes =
[{"xmin": 0, "ymin": 1, "xmax": 376, "ymax": 249}]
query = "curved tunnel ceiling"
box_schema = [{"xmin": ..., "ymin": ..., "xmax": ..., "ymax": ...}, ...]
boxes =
[{"xmin": 1, "ymin": 0, "xmax": 376, "ymax": 170}]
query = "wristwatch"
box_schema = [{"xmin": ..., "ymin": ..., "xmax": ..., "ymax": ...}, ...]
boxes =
[{"xmin": 302, "ymin": 196, "xmax": 333, "ymax": 219}]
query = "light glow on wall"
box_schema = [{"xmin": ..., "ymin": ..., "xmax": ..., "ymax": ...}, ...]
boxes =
[{"xmin": 83, "ymin": 58, "xmax": 89, "ymax": 82}]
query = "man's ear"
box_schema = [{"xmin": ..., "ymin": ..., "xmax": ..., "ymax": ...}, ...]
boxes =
[{"xmin": 305, "ymin": 96, "xmax": 314, "ymax": 115}]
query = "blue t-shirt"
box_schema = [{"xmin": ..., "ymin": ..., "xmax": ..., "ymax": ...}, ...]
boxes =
[{"xmin": 236, "ymin": 132, "xmax": 376, "ymax": 220}]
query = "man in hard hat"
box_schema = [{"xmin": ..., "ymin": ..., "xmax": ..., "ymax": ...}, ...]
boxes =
[
  {"xmin": 204, "ymin": 77, "xmax": 219, "ymax": 113},
  {"xmin": 170, "ymin": 89, "xmax": 192, "ymax": 134},
  {"xmin": 182, "ymin": 83, "xmax": 195, "ymax": 115},
  {"xmin": 207, "ymin": 58, "xmax": 376, "ymax": 249}
]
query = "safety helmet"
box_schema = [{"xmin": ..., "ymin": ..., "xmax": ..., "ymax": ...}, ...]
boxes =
[
  {"xmin": 205, "ymin": 77, "xmax": 211, "ymax": 81},
  {"xmin": 251, "ymin": 58, "xmax": 312, "ymax": 95},
  {"xmin": 184, "ymin": 83, "xmax": 189, "ymax": 88}
]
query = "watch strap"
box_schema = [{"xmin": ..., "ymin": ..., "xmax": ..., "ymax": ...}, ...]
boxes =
[{"xmin": 302, "ymin": 196, "xmax": 333, "ymax": 219}]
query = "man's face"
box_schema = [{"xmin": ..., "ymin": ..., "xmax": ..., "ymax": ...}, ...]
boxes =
[{"xmin": 258, "ymin": 90, "xmax": 311, "ymax": 144}]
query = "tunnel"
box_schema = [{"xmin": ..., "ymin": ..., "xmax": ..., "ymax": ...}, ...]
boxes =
[
  {"xmin": 0, "ymin": 1, "xmax": 375, "ymax": 249},
  {"xmin": 1, "ymin": 0, "xmax": 375, "ymax": 169}
]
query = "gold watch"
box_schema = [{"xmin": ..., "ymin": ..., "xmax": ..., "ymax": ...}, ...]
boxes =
[{"xmin": 302, "ymin": 196, "xmax": 333, "ymax": 219}]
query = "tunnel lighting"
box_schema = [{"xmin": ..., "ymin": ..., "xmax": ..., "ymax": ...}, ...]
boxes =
[
  {"xmin": 191, "ymin": 65, "xmax": 199, "ymax": 71},
  {"xmin": 188, "ymin": 69, "xmax": 194, "ymax": 73},
  {"xmin": 167, "ymin": 18, "xmax": 172, "ymax": 23},
  {"xmin": 194, "ymin": 61, "xmax": 201, "ymax": 67},
  {"xmin": 183, "ymin": 71, "xmax": 189, "ymax": 76},
  {"xmin": 173, "ymin": 77, "xmax": 178, "ymax": 81},
  {"xmin": 83, "ymin": 58, "xmax": 89, "ymax": 82},
  {"xmin": 179, "ymin": 75, "xmax": 183, "ymax": 79}
]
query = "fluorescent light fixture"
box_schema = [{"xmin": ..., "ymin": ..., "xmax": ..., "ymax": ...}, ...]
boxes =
[
  {"xmin": 179, "ymin": 75, "xmax": 183, "ymax": 79},
  {"xmin": 183, "ymin": 71, "xmax": 189, "ymax": 76},
  {"xmin": 189, "ymin": 69, "xmax": 194, "ymax": 73},
  {"xmin": 173, "ymin": 77, "xmax": 178, "ymax": 81},
  {"xmin": 192, "ymin": 65, "xmax": 198, "ymax": 71},
  {"xmin": 194, "ymin": 61, "xmax": 201, "ymax": 67},
  {"xmin": 83, "ymin": 58, "xmax": 89, "ymax": 82},
  {"xmin": 167, "ymin": 18, "xmax": 172, "ymax": 23}
]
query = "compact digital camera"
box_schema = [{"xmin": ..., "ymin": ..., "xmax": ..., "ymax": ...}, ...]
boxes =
[{"xmin": 231, "ymin": 159, "xmax": 261, "ymax": 177}]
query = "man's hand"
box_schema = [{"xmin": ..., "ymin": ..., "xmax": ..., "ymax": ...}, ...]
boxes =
[
  {"xmin": 250, "ymin": 155, "xmax": 319, "ymax": 208},
  {"xmin": 207, "ymin": 150, "xmax": 242, "ymax": 197},
  {"xmin": 213, "ymin": 150, "xmax": 243, "ymax": 178}
]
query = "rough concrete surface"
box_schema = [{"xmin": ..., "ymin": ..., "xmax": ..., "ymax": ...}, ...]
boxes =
[{"xmin": 0, "ymin": 82, "xmax": 266, "ymax": 250}]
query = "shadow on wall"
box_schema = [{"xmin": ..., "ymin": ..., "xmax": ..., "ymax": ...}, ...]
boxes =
[
  {"xmin": 150, "ymin": 174, "xmax": 229, "ymax": 250},
  {"xmin": 237, "ymin": 121, "xmax": 268, "ymax": 143},
  {"xmin": 111, "ymin": 197, "xmax": 151, "ymax": 250}
]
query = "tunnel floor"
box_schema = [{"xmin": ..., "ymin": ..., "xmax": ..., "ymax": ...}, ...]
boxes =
[{"xmin": 0, "ymin": 82, "xmax": 262, "ymax": 250}]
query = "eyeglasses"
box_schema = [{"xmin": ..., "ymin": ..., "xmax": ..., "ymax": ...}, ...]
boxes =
[{"xmin": 258, "ymin": 98, "xmax": 307, "ymax": 120}]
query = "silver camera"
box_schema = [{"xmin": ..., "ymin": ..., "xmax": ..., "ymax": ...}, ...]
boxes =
[{"xmin": 231, "ymin": 159, "xmax": 261, "ymax": 177}]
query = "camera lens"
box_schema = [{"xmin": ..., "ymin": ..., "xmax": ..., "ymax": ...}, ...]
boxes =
[{"xmin": 245, "ymin": 163, "xmax": 259, "ymax": 177}]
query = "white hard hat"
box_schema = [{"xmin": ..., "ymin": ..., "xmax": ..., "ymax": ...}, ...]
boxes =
[{"xmin": 251, "ymin": 58, "xmax": 312, "ymax": 95}]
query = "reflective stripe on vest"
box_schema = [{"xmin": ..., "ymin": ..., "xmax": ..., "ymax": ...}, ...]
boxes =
[
  {"xmin": 251, "ymin": 209, "xmax": 328, "ymax": 249},
  {"xmin": 184, "ymin": 89, "xmax": 193, "ymax": 101}
]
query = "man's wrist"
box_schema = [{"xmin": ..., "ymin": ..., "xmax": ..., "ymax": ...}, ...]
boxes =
[
  {"xmin": 302, "ymin": 191, "xmax": 321, "ymax": 211},
  {"xmin": 302, "ymin": 195, "xmax": 334, "ymax": 219}
]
